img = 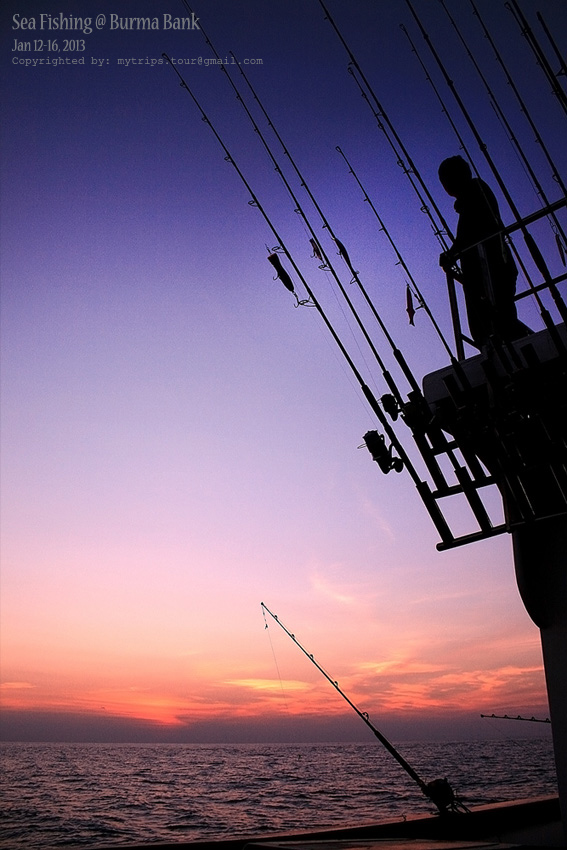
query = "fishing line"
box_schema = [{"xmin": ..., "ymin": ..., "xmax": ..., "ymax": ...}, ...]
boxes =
[
  {"xmin": 284, "ymin": 205, "xmax": 383, "ymax": 396},
  {"xmin": 313, "ymin": 259, "xmax": 386, "ymax": 403},
  {"xmin": 304, "ymin": 230, "xmax": 392, "ymax": 406},
  {"xmin": 347, "ymin": 65, "xmax": 450, "ymax": 255},
  {"xmin": 399, "ymin": 23, "xmax": 472, "ymax": 167},
  {"xmin": 262, "ymin": 604, "xmax": 290, "ymax": 715},
  {"xmin": 307, "ymin": 302, "xmax": 387, "ymax": 428}
]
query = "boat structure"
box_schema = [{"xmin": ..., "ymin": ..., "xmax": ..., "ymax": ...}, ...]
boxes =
[{"xmin": 88, "ymin": 0, "xmax": 565, "ymax": 847}]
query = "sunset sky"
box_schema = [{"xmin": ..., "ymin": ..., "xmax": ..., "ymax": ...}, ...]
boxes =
[{"xmin": 1, "ymin": 0, "xmax": 565, "ymax": 744}]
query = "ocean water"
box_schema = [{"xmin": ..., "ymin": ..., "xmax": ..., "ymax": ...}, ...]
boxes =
[{"xmin": 0, "ymin": 739, "xmax": 557, "ymax": 849}]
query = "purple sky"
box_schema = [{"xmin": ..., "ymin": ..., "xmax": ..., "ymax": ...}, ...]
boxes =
[{"xmin": 1, "ymin": 0, "xmax": 565, "ymax": 744}]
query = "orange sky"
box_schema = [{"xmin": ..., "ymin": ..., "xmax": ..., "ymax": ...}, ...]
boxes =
[
  {"xmin": 1, "ymin": 0, "xmax": 560, "ymax": 744},
  {"xmin": 1, "ymin": 538, "xmax": 548, "ymax": 739}
]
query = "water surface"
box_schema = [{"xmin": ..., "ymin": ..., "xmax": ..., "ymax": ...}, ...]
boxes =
[{"xmin": 0, "ymin": 739, "xmax": 556, "ymax": 848}]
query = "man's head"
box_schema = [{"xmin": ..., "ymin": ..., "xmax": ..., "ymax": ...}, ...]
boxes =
[{"xmin": 438, "ymin": 156, "xmax": 472, "ymax": 197}]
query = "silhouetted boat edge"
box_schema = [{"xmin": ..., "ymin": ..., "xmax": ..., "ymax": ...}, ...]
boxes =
[{"xmin": 73, "ymin": 794, "xmax": 562, "ymax": 850}]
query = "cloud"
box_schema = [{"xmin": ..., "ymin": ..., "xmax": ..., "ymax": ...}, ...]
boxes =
[
  {"xmin": 309, "ymin": 568, "xmax": 357, "ymax": 605},
  {"xmin": 341, "ymin": 653, "xmax": 547, "ymax": 717},
  {"xmin": 360, "ymin": 497, "xmax": 396, "ymax": 542},
  {"xmin": 0, "ymin": 681, "xmax": 35, "ymax": 690},
  {"xmin": 226, "ymin": 678, "xmax": 309, "ymax": 692},
  {"xmin": 358, "ymin": 660, "xmax": 444, "ymax": 676}
]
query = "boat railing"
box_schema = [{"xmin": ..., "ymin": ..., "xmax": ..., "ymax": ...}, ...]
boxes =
[
  {"xmin": 444, "ymin": 196, "xmax": 567, "ymax": 360},
  {"xmin": 368, "ymin": 197, "xmax": 567, "ymax": 551}
]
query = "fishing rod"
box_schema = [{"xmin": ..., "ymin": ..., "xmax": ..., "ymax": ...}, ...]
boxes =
[
  {"xmin": 334, "ymin": 144, "xmax": 514, "ymax": 480},
  {"xmin": 169, "ymin": 3, "xmax": 512, "ymax": 541},
  {"xmin": 162, "ymin": 53, "xmax": 456, "ymax": 546},
  {"xmin": 228, "ymin": 51, "xmax": 427, "ymax": 402},
  {"xmin": 440, "ymin": 0, "xmax": 567, "ymax": 261},
  {"xmin": 172, "ymin": 1, "xmax": 507, "ymax": 536},
  {"xmin": 316, "ymin": 0, "xmax": 454, "ymax": 253},
  {"xmin": 161, "ymin": 58, "xmax": 320, "ymax": 305},
  {"xmin": 428, "ymin": 0, "xmax": 567, "ymax": 328},
  {"xmin": 537, "ymin": 11, "xmax": 567, "ymax": 82},
  {"xmin": 505, "ymin": 0, "xmax": 567, "ymax": 117},
  {"xmin": 405, "ymin": 0, "xmax": 567, "ymax": 330},
  {"xmin": 398, "ymin": 22, "xmax": 538, "ymax": 352},
  {"xmin": 470, "ymin": 0, "xmax": 567, "ymax": 201},
  {"xmin": 335, "ymin": 144, "xmax": 455, "ymax": 361},
  {"xmin": 480, "ymin": 713, "xmax": 551, "ymax": 724},
  {"xmin": 159, "ymin": 58, "xmax": 371, "ymax": 380},
  {"xmin": 261, "ymin": 602, "xmax": 468, "ymax": 815},
  {"xmin": 346, "ymin": 65, "xmax": 449, "ymax": 254},
  {"xmin": 228, "ymin": 54, "xmax": 502, "ymax": 518},
  {"xmin": 316, "ymin": 2, "xmax": 549, "ymax": 350},
  {"xmin": 399, "ymin": 21, "xmax": 541, "ymax": 303},
  {"xmin": 178, "ymin": 0, "xmax": 417, "ymax": 410},
  {"xmin": 400, "ymin": 23, "xmax": 471, "ymax": 165},
  {"xmin": 317, "ymin": 3, "xmax": 565, "ymax": 514}
]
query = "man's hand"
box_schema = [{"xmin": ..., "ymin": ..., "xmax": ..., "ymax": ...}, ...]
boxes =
[{"xmin": 439, "ymin": 251, "xmax": 463, "ymax": 281}]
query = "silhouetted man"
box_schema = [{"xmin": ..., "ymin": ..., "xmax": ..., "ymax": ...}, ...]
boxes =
[{"xmin": 438, "ymin": 156, "xmax": 530, "ymax": 346}]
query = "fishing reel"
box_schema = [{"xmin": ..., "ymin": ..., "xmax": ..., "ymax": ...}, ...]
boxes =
[
  {"xmin": 424, "ymin": 777, "xmax": 470, "ymax": 815},
  {"xmin": 362, "ymin": 430, "xmax": 404, "ymax": 474}
]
